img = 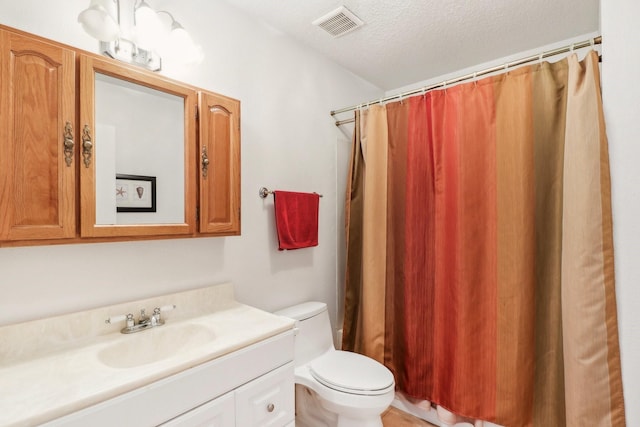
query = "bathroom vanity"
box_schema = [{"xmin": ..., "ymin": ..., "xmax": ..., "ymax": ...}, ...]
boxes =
[{"xmin": 0, "ymin": 283, "xmax": 295, "ymax": 426}]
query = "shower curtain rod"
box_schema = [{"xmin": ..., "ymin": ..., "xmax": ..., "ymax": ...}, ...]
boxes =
[{"xmin": 331, "ymin": 35, "xmax": 602, "ymax": 126}]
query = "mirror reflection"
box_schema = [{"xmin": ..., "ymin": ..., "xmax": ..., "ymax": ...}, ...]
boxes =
[{"xmin": 94, "ymin": 72, "xmax": 185, "ymax": 225}]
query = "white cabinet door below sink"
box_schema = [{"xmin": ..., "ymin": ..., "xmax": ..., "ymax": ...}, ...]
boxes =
[
  {"xmin": 160, "ymin": 391, "xmax": 234, "ymax": 427},
  {"xmin": 235, "ymin": 362, "xmax": 294, "ymax": 427}
]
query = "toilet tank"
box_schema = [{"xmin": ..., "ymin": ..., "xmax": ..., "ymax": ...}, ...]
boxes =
[{"xmin": 275, "ymin": 302, "xmax": 335, "ymax": 366}]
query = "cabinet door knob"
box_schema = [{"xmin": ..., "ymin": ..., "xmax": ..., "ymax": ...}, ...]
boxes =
[{"xmin": 267, "ymin": 403, "xmax": 275, "ymax": 413}]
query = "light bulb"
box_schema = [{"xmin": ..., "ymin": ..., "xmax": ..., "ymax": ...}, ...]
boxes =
[
  {"xmin": 134, "ymin": 1, "xmax": 165, "ymax": 49},
  {"xmin": 164, "ymin": 22, "xmax": 203, "ymax": 64},
  {"xmin": 78, "ymin": 0, "xmax": 120, "ymax": 42}
]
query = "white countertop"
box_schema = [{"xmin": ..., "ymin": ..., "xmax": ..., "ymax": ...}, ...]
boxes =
[{"xmin": 0, "ymin": 283, "xmax": 294, "ymax": 427}]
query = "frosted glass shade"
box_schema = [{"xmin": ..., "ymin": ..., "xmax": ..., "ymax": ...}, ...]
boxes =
[
  {"xmin": 159, "ymin": 22, "xmax": 204, "ymax": 65},
  {"xmin": 134, "ymin": 1, "xmax": 164, "ymax": 49},
  {"xmin": 78, "ymin": 0, "xmax": 120, "ymax": 42}
]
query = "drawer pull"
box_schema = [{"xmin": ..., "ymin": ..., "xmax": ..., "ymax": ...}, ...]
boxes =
[{"xmin": 267, "ymin": 403, "xmax": 275, "ymax": 413}]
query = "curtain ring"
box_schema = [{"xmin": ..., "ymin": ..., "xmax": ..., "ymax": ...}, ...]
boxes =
[{"xmin": 473, "ymin": 72, "xmax": 477, "ymax": 86}]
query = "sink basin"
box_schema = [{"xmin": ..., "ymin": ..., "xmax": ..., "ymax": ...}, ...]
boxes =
[{"xmin": 98, "ymin": 323, "xmax": 215, "ymax": 369}]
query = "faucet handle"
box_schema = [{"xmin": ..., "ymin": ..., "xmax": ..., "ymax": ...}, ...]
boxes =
[
  {"xmin": 151, "ymin": 307, "xmax": 161, "ymax": 326},
  {"xmin": 105, "ymin": 313, "xmax": 134, "ymax": 328},
  {"xmin": 126, "ymin": 313, "xmax": 134, "ymax": 328},
  {"xmin": 152, "ymin": 304, "xmax": 176, "ymax": 325},
  {"xmin": 159, "ymin": 304, "xmax": 176, "ymax": 313}
]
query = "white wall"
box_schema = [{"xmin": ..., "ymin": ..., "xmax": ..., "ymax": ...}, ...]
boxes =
[
  {"xmin": 0, "ymin": 0, "xmax": 383, "ymax": 328},
  {"xmin": 384, "ymin": 33, "xmax": 601, "ymax": 98},
  {"xmin": 601, "ymin": 1, "xmax": 640, "ymax": 425}
]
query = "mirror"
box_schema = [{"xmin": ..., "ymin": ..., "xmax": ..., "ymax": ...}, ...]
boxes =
[{"xmin": 94, "ymin": 73, "xmax": 184, "ymax": 225}]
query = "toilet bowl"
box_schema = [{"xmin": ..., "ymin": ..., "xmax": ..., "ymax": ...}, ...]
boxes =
[{"xmin": 275, "ymin": 302, "xmax": 395, "ymax": 427}]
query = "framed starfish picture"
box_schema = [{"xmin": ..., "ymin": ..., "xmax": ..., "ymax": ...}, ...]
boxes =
[{"xmin": 115, "ymin": 174, "xmax": 156, "ymax": 213}]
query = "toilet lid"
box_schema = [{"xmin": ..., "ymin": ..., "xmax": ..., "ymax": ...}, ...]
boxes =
[{"xmin": 309, "ymin": 351, "xmax": 394, "ymax": 395}]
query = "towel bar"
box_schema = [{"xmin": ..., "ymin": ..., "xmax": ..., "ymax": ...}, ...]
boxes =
[{"xmin": 259, "ymin": 187, "xmax": 323, "ymax": 199}]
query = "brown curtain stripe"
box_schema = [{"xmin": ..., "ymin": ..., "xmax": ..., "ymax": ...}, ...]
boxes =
[
  {"xmin": 342, "ymin": 109, "xmax": 364, "ymax": 352},
  {"xmin": 531, "ymin": 58, "xmax": 568, "ymax": 427}
]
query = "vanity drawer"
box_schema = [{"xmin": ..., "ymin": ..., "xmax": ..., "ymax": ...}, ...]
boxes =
[{"xmin": 235, "ymin": 362, "xmax": 295, "ymax": 427}]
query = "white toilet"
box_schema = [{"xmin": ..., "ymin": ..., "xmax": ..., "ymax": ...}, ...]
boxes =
[{"xmin": 275, "ymin": 302, "xmax": 395, "ymax": 427}]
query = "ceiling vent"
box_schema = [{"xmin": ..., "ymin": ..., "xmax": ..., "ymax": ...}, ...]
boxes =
[{"xmin": 312, "ymin": 6, "xmax": 364, "ymax": 38}]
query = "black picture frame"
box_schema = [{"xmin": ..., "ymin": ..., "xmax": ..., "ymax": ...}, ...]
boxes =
[{"xmin": 115, "ymin": 174, "xmax": 157, "ymax": 213}]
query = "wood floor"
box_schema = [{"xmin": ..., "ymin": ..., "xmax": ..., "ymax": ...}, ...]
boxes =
[{"xmin": 382, "ymin": 407, "xmax": 437, "ymax": 426}]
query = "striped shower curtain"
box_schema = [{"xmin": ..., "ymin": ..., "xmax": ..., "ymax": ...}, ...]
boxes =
[{"xmin": 342, "ymin": 51, "xmax": 626, "ymax": 427}]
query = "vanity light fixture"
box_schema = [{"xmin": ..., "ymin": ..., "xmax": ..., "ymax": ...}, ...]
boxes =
[{"xmin": 77, "ymin": 0, "xmax": 202, "ymax": 71}]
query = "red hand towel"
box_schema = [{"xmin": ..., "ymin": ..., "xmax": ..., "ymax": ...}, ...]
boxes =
[{"xmin": 273, "ymin": 191, "xmax": 320, "ymax": 250}]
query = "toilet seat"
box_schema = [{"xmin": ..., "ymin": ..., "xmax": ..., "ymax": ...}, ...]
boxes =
[{"xmin": 309, "ymin": 350, "xmax": 394, "ymax": 396}]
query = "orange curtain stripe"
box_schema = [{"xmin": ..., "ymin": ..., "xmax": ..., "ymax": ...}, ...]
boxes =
[
  {"xmin": 493, "ymin": 68, "xmax": 536, "ymax": 426},
  {"xmin": 360, "ymin": 105, "xmax": 389, "ymax": 362}
]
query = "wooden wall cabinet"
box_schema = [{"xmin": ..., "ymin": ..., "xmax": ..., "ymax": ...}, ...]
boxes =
[{"xmin": 0, "ymin": 26, "xmax": 241, "ymax": 247}]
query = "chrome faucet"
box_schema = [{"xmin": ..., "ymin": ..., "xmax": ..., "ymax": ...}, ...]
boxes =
[
  {"xmin": 138, "ymin": 309, "xmax": 150, "ymax": 325},
  {"xmin": 105, "ymin": 304, "xmax": 176, "ymax": 334}
]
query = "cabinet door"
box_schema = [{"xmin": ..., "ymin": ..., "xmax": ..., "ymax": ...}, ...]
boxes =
[
  {"xmin": 198, "ymin": 91, "xmax": 240, "ymax": 235},
  {"xmin": 235, "ymin": 362, "xmax": 295, "ymax": 427},
  {"xmin": 79, "ymin": 54, "xmax": 197, "ymax": 238},
  {"xmin": 0, "ymin": 29, "xmax": 76, "ymax": 241},
  {"xmin": 160, "ymin": 391, "xmax": 235, "ymax": 427}
]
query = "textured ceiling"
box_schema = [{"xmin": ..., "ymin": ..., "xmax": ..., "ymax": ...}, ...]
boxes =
[{"xmin": 222, "ymin": 0, "xmax": 599, "ymax": 91}]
